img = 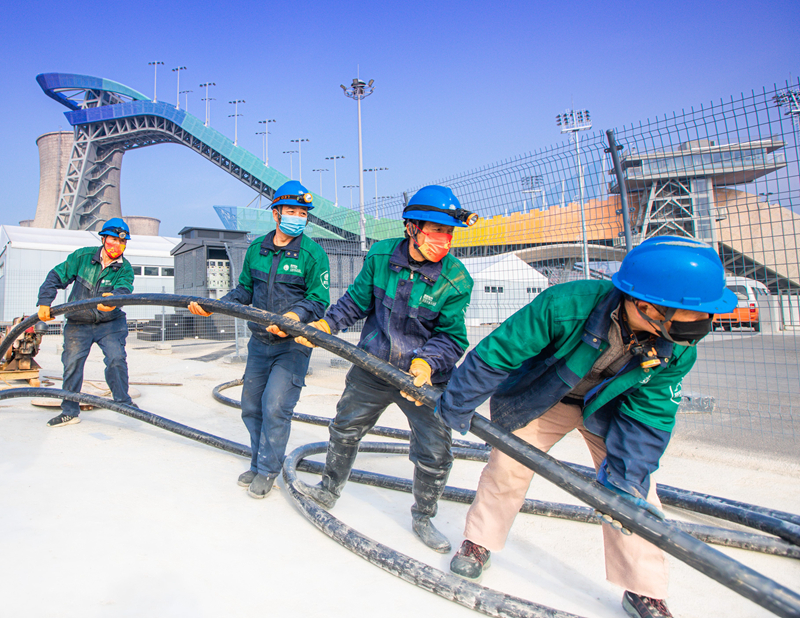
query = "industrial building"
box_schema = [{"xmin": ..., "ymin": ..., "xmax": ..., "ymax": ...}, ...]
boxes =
[{"xmin": 0, "ymin": 226, "xmax": 179, "ymax": 322}]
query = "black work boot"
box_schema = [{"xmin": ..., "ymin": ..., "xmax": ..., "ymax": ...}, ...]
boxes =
[
  {"xmin": 411, "ymin": 468, "xmax": 451, "ymax": 553},
  {"xmin": 247, "ymin": 473, "xmax": 276, "ymax": 499},
  {"xmin": 47, "ymin": 413, "xmax": 80, "ymax": 427},
  {"xmin": 450, "ymin": 539, "xmax": 491, "ymax": 581},
  {"xmin": 296, "ymin": 440, "xmax": 359, "ymax": 510},
  {"xmin": 238, "ymin": 470, "xmax": 256, "ymax": 487},
  {"xmin": 622, "ymin": 592, "xmax": 673, "ymax": 618}
]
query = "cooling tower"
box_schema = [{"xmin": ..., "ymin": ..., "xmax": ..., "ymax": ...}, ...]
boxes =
[
  {"xmin": 33, "ymin": 131, "xmax": 125, "ymax": 230},
  {"xmin": 124, "ymin": 216, "xmax": 161, "ymax": 236}
]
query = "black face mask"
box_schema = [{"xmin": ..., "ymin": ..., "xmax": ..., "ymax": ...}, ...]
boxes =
[
  {"xmin": 633, "ymin": 303, "xmax": 712, "ymax": 347},
  {"xmin": 669, "ymin": 316, "xmax": 713, "ymax": 344}
]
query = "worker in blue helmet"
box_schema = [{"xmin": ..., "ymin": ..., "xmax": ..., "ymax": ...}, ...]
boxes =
[
  {"xmin": 188, "ymin": 180, "xmax": 330, "ymax": 499},
  {"xmin": 437, "ymin": 236, "xmax": 735, "ymax": 618},
  {"xmin": 37, "ymin": 218, "xmax": 136, "ymax": 427},
  {"xmin": 293, "ymin": 185, "xmax": 477, "ymax": 553}
]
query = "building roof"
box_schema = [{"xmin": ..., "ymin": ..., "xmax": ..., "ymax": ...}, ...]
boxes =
[
  {"xmin": 0, "ymin": 226, "xmax": 179, "ymax": 258},
  {"xmin": 461, "ymin": 253, "xmax": 548, "ymax": 283}
]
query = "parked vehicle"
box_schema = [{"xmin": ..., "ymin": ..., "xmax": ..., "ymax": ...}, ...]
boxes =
[{"xmin": 713, "ymin": 276, "xmax": 770, "ymax": 331}]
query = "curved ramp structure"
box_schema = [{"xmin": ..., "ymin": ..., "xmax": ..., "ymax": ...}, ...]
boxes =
[{"xmin": 37, "ymin": 73, "xmax": 403, "ymax": 241}]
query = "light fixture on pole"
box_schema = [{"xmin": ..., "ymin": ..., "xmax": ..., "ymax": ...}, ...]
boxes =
[
  {"xmin": 376, "ymin": 196, "xmax": 392, "ymax": 220},
  {"xmin": 258, "ymin": 119, "xmax": 276, "ymax": 166},
  {"xmin": 364, "ymin": 167, "xmax": 388, "ymax": 220},
  {"xmin": 774, "ymin": 87, "xmax": 800, "ymax": 129},
  {"xmin": 179, "ymin": 90, "xmax": 192, "ymax": 112},
  {"xmin": 521, "ymin": 175, "xmax": 546, "ymax": 213},
  {"xmin": 228, "ymin": 100, "xmax": 245, "ymax": 146},
  {"xmin": 290, "ymin": 139, "xmax": 309, "ymax": 183},
  {"xmin": 325, "ymin": 156, "xmax": 345, "ymax": 206},
  {"xmin": 256, "ymin": 132, "xmax": 267, "ymax": 161},
  {"xmin": 556, "ymin": 108, "xmax": 593, "ymax": 279},
  {"xmin": 312, "ymin": 168, "xmax": 329, "ymax": 195},
  {"xmin": 343, "ymin": 185, "xmax": 359, "ymax": 209},
  {"xmin": 341, "ymin": 77, "xmax": 375, "ymax": 251},
  {"xmin": 172, "ymin": 66, "xmax": 187, "ymax": 109},
  {"xmin": 199, "ymin": 82, "xmax": 216, "ymax": 126},
  {"xmin": 148, "ymin": 61, "xmax": 164, "ymax": 102},
  {"xmin": 283, "ymin": 150, "xmax": 298, "ymax": 179}
]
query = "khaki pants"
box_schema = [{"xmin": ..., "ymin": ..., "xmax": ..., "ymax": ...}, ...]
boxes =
[{"xmin": 464, "ymin": 402, "xmax": 669, "ymax": 599}]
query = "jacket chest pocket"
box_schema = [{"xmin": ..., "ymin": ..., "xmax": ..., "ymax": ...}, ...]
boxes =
[{"xmin": 251, "ymin": 270, "xmax": 271, "ymax": 306}]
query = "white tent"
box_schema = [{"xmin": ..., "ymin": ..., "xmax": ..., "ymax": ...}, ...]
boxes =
[
  {"xmin": 461, "ymin": 253, "xmax": 549, "ymax": 326},
  {"xmin": 0, "ymin": 226, "xmax": 179, "ymax": 322}
]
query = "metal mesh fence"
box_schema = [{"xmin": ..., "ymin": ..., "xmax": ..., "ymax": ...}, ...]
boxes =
[{"xmin": 2, "ymin": 80, "xmax": 798, "ymax": 458}]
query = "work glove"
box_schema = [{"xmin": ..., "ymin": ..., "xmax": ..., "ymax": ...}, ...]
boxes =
[
  {"xmin": 594, "ymin": 458, "xmax": 664, "ymax": 535},
  {"xmin": 266, "ymin": 312, "xmax": 300, "ymax": 338},
  {"xmin": 294, "ymin": 319, "xmax": 331, "ymax": 348},
  {"xmin": 37, "ymin": 305, "xmax": 53, "ymax": 322},
  {"xmin": 97, "ymin": 293, "xmax": 116, "ymax": 312},
  {"xmin": 188, "ymin": 301, "xmax": 213, "ymax": 317},
  {"xmin": 400, "ymin": 358, "xmax": 432, "ymax": 407}
]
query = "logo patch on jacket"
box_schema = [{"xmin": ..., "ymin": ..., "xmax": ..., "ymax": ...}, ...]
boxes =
[
  {"xmin": 321, "ymin": 271, "xmax": 329, "ymax": 289},
  {"xmin": 283, "ymin": 264, "xmax": 302, "ymax": 275},
  {"xmin": 421, "ymin": 294, "xmax": 436, "ymax": 306}
]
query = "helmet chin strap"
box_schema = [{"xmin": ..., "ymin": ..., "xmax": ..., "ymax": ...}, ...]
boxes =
[{"xmin": 631, "ymin": 301, "xmax": 679, "ymax": 344}]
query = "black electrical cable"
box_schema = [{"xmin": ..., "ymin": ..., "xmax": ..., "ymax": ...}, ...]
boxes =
[
  {"xmin": 2, "ymin": 294, "xmax": 799, "ymax": 618},
  {"xmin": 214, "ymin": 378, "xmax": 800, "ymax": 559}
]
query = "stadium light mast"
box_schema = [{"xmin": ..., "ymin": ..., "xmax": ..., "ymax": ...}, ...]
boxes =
[
  {"xmin": 312, "ymin": 168, "xmax": 329, "ymax": 195},
  {"xmin": 228, "ymin": 100, "xmax": 245, "ymax": 146},
  {"xmin": 343, "ymin": 184, "xmax": 359, "ymax": 209},
  {"xmin": 172, "ymin": 66, "xmax": 187, "ymax": 109},
  {"xmin": 179, "ymin": 90, "xmax": 192, "ymax": 112},
  {"xmin": 258, "ymin": 119, "xmax": 276, "ymax": 165},
  {"xmin": 148, "ymin": 61, "xmax": 164, "ymax": 102},
  {"xmin": 325, "ymin": 156, "xmax": 345, "ymax": 206},
  {"xmin": 364, "ymin": 167, "xmax": 388, "ymax": 219},
  {"xmin": 341, "ymin": 77, "xmax": 375, "ymax": 251},
  {"xmin": 290, "ymin": 139, "xmax": 309, "ymax": 183},
  {"xmin": 283, "ymin": 150, "xmax": 298, "ymax": 179},
  {"xmin": 556, "ymin": 108, "xmax": 592, "ymax": 279},
  {"xmin": 774, "ymin": 87, "xmax": 800, "ymax": 130},
  {"xmin": 199, "ymin": 82, "xmax": 216, "ymax": 126}
]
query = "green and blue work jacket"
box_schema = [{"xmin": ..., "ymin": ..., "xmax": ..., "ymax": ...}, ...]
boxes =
[
  {"xmin": 37, "ymin": 246, "xmax": 134, "ymax": 324},
  {"xmin": 439, "ymin": 280, "xmax": 697, "ymax": 497},
  {"xmin": 223, "ymin": 231, "xmax": 330, "ymax": 344},
  {"xmin": 323, "ymin": 238, "xmax": 473, "ymax": 384}
]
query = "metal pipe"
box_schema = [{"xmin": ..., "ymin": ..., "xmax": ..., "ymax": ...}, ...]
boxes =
[{"xmin": 605, "ymin": 129, "xmax": 633, "ymax": 252}]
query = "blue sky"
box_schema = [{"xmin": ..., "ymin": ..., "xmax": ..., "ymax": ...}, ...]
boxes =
[{"xmin": 1, "ymin": 0, "xmax": 798, "ymax": 236}]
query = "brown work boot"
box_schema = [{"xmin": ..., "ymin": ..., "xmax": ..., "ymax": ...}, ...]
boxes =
[{"xmin": 449, "ymin": 539, "xmax": 491, "ymax": 581}]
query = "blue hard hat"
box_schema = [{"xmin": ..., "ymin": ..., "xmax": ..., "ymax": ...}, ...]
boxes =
[
  {"xmin": 403, "ymin": 185, "xmax": 471, "ymax": 227},
  {"xmin": 271, "ymin": 180, "xmax": 314, "ymax": 210},
  {"xmin": 612, "ymin": 236, "xmax": 737, "ymax": 313},
  {"xmin": 99, "ymin": 218, "xmax": 131, "ymax": 240}
]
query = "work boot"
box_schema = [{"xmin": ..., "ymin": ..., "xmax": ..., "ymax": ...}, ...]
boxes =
[
  {"xmin": 247, "ymin": 474, "xmax": 275, "ymax": 499},
  {"xmin": 47, "ymin": 413, "xmax": 80, "ymax": 427},
  {"xmin": 622, "ymin": 592, "xmax": 674, "ymax": 618},
  {"xmin": 410, "ymin": 468, "xmax": 451, "ymax": 553},
  {"xmin": 296, "ymin": 439, "xmax": 359, "ymax": 510},
  {"xmin": 450, "ymin": 540, "xmax": 491, "ymax": 581},
  {"xmin": 238, "ymin": 470, "xmax": 256, "ymax": 487}
]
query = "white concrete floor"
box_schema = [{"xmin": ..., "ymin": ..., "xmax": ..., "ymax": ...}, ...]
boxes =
[{"xmin": 1, "ymin": 335, "xmax": 798, "ymax": 617}]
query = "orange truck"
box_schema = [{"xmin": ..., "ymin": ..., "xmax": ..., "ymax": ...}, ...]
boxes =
[{"xmin": 713, "ymin": 276, "xmax": 770, "ymax": 332}]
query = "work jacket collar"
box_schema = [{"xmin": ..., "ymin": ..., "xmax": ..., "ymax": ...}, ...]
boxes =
[
  {"xmin": 91, "ymin": 246, "xmax": 123, "ymax": 270},
  {"xmin": 260, "ymin": 230, "xmax": 302, "ymax": 258},
  {"xmin": 389, "ymin": 239, "xmax": 442, "ymax": 286},
  {"xmin": 581, "ymin": 287, "xmax": 674, "ymax": 366}
]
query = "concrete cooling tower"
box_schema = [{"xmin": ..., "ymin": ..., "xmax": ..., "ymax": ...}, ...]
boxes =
[{"xmin": 31, "ymin": 131, "xmax": 163, "ymax": 233}]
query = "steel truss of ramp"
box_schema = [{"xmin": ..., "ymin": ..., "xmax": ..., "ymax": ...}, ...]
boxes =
[{"xmin": 36, "ymin": 73, "xmax": 403, "ymax": 241}]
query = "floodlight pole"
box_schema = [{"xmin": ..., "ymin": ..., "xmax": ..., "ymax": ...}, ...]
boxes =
[
  {"xmin": 341, "ymin": 77, "xmax": 375, "ymax": 251},
  {"xmin": 344, "ymin": 185, "xmax": 359, "ymax": 209},
  {"xmin": 228, "ymin": 100, "xmax": 245, "ymax": 146},
  {"xmin": 290, "ymin": 139, "xmax": 309, "ymax": 183},
  {"xmin": 364, "ymin": 167, "xmax": 388, "ymax": 220},
  {"xmin": 325, "ymin": 156, "xmax": 345, "ymax": 206},
  {"xmin": 172, "ymin": 66, "xmax": 187, "ymax": 109},
  {"xmin": 200, "ymin": 82, "xmax": 216, "ymax": 127},
  {"xmin": 148, "ymin": 61, "xmax": 164, "ymax": 102},
  {"xmin": 557, "ymin": 108, "xmax": 592, "ymax": 279},
  {"xmin": 180, "ymin": 90, "xmax": 192, "ymax": 112},
  {"xmin": 283, "ymin": 150, "xmax": 298, "ymax": 179},
  {"xmin": 312, "ymin": 168, "xmax": 329, "ymax": 195},
  {"xmin": 258, "ymin": 119, "xmax": 276, "ymax": 166}
]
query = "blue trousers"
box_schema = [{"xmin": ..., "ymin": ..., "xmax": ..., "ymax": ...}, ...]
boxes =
[
  {"xmin": 240, "ymin": 337, "xmax": 311, "ymax": 477},
  {"xmin": 61, "ymin": 317, "xmax": 132, "ymax": 416}
]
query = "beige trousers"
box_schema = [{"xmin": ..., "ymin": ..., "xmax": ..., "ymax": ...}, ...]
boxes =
[{"xmin": 464, "ymin": 402, "xmax": 669, "ymax": 599}]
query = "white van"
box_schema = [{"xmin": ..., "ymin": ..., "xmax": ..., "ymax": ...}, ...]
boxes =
[{"xmin": 714, "ymin": 276, "xmax": 770, "ymax": 331}]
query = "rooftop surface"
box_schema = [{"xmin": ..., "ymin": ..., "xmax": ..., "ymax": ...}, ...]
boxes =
[{"xmin": 1, "ymin": 336, "xmax": 798, "ymax": 617}]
